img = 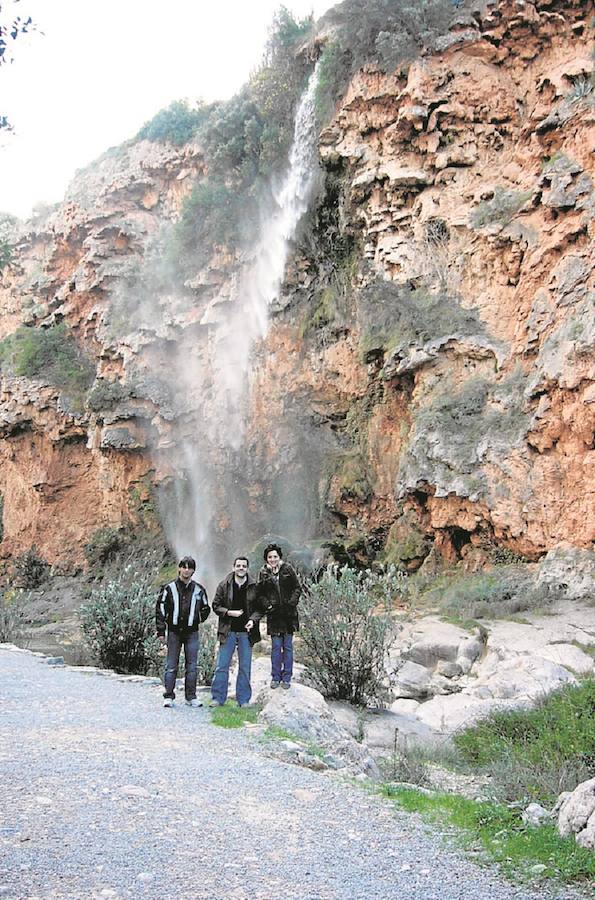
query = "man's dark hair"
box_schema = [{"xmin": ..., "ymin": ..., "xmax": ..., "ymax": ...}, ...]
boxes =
[
  {"xmin": 263, "ymin": 543, "xmax": 283, "ymax": 562},
  {"xmin": 178, "ymin": 556, "xmax": 196, "ymax": 570},
  {"xmin": 234, "ymin": 556, "xmax": 249, "ymax": 566}
]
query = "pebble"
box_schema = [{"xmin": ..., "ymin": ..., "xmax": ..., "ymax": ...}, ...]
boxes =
[{"xmin": 0, "ymin": 648, "xmax": 589, "ymax": 900}]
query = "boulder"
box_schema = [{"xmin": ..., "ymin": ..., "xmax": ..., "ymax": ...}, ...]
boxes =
[
  {"xmin": 391, "ymin": 660, "xmax": 432, "ymax": 699},
  {"xmin": 522, "ymin": 803, "xmax": 550, "ymax": 828},
  {"xmin": 415, "ymin": 693, "xmax": 524, "ymax": 734},
  {"xmin": 256, "ymin": 683, "xmax": 378, "ymax": 777},
  {"xmin": 363, "ymin": 709, "xmax": 442, "ymax": 752},
  {"xmin": 556, "ymin": 778, "xmax": 595, "ymax": 850},
  {"xmin": 469, "ymin": 656, "xmax": 576, "ymax": 701}
]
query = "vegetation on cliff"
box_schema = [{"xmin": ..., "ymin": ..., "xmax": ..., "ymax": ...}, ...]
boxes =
[
  {"xmin": 0, "ymin": 323, "xmax": 94, "ymax": 405},
  {"xmin": 315, "ymin": 0, "xmax": 464, "ymax": 120}
]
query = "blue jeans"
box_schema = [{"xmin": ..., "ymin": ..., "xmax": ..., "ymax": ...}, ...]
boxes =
[
  {"xmin": 164, "ymin": 630, "xmax": 199, "ymax": 701},
  {"xmin": 211, "ymin": 632, "xmax": 253, "ymax": 706},
  {"xmin": 271, "ymin": 633, "xmax": 293, "ymax": 684}
]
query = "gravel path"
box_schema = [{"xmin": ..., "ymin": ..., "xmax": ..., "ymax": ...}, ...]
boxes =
[{"xmin": 0, "ymin": 647, "xmax": 583, "ymax": 900}]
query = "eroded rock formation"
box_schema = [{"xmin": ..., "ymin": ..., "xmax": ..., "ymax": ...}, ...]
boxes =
[{"xmin": 0, "ymin": 0, "xmax": 592, "ymax": 574}]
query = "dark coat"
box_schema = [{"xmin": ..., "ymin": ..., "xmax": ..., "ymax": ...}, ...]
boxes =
[
  {"xmin": 212, "ymin": 573, "xmax": 266, "ymax": 647},
  {"xmin": 257, "ymin": 562, "xmax": 301, "ymax": 635},
  {"xmin": 156, "ymin": 578, "xmax": 210, "ymax": 637}
]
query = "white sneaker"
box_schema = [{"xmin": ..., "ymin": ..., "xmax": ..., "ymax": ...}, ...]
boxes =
[
  {"xmin": 185, "ymin": 699, "xmax": 203, "ymax": 708},
  {"xmin": 163, "ymin": 698, "xmax": 174, "ymax": 708},
  {"xmin": 209, "ymin": 699, "xmax": 222, "ymax": 707}
]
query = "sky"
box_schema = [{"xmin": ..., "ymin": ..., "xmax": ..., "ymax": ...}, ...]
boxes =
[{"xmin": 0, "ymin": 0, "xmax": 335, "ymax": 219}]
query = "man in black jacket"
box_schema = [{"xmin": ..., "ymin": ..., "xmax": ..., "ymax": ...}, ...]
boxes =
[
  {"xmin": 156, "ymin": 555, "xmax": 210, "ymax": 709},
  {"xmin": 210, "ymin": 556, "xmax": 265, "ymax": 708},
  {"xmin": 258, "ymin": 543, "xmax": 301, "ymax": 690}
]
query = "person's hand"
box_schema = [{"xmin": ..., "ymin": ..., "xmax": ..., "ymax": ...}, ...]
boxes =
[
  {"xmin": 227, "ymin": 609, "xmax": 243, "ymax": 618},
  {"xmin": 245, "ymin": 620, "xmax": 254, "ymax": 632},
  {"xmin": 158, "ymin": 635, "xmax": 166, "ymax": 644}
]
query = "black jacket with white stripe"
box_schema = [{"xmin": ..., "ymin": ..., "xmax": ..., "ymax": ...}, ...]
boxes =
[{"xmin": 155, "ymin": 578, "xmax": 210, "ymax": 636}]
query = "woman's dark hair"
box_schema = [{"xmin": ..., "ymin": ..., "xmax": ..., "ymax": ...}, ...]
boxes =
[{"xmin": 263, "ymin": 543, "xmax": 283, "ymax": 562}]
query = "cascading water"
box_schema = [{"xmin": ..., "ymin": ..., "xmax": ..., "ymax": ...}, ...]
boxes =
[
  {"xmin": 208, "ymin": 64, "xmax": 321, "ymax": 447},
  {"xmin": 158, "ymin": 65, "xmax": 321, "ymax": 573}
]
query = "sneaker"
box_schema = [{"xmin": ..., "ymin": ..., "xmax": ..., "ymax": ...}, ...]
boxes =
[
  {"xmin": 238, "ymin": 702, "xmax": 251, "ymax": 708},
  {"xmin": 163, "ymin": 698, "xmax": 174, "ymax": 708},
  {"xmin": 281, "ymin": 682, "xmax": 291, "ymax": 690},
  {"xmin": 185, "ymin": 699, "xmax": 203, "ymax": 708},
  {"xmin": 209, "ymin": 699, "xmax": 222, "ymax": 707},
  {"xmin": 270, "ymin": 680, "xmax": 280, "ymax": 689}
]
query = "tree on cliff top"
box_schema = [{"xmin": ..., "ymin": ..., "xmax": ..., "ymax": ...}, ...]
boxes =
[{"xmin": 0, "ymin": 0, "xmax": 37, "ymax": 130}]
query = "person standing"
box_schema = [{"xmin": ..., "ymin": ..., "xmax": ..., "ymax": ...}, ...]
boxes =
[
  {"xmin": 156, "ymin": 555, "xmax": 210, "ymax": 709},
  {"xmin": 210, "ymin": 556, "xmax": 265, "ymax": 708},
  {"xmin": 258, "ymin": 543, "xmax": 301, "ymax": 690}
]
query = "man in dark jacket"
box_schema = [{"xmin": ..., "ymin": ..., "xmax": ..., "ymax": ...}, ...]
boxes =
[
  {"xmin": 258, "ymin": 543, "xmax": 301, "ymax": 690},
  {"xmin": 156, "ymin": 555, "xmax": 210, "ymax": 709},
  {"xmin": 210, "ymin": 556, "xmax": 265, "ymax": 708}
]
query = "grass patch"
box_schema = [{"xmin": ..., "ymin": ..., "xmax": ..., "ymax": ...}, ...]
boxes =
[
  {"xmin": 209, "ymin": 700, "xmax": 260, "ymax": 728},
  {"xmin": 454, "ymin": 680, "xmax": 595, "ymax": 805},
  {"xmin": 380, "ymin": 786, "xmax": 595, "ymax": 883}
]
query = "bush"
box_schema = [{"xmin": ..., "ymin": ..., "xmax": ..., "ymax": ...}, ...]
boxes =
[
  {"xmin": 173, "ymin": 177, "xmax": 251, "ymax": 269},
  {"xmin": 0, "ymin": 589, "xmax": 29, "ymax": 643},
  {"xmin": 300, "ymin": 565, "xmax": 401, "ymax": 706},
  {"xmin": 84, "ymin": 527, "xmax": 129, "ymax": 571},
  {"xmin": 454, "ymin": 679, "xmax": 595, "ymax": 804},
  {"xmin": 13, "ymin": 546, "xmax": 49, "ymax": 589},
  {"xmin": 315, "ymin": 0, "xmax": 461, "ymax": 122},
  {"xmin": 0, "ymin": 323, "xmax": 95, "ymax": 402},
  {"xmin": 137, "ymin": 99, "xmax": 212, "ymax": 146},
  {"xmin": 420, "ymin": 564, "xmax": 555, "ymax": 620},
  {"xmin": 86, "ymin": 379, "xmax": 133, "ymax": 412},
  {"xmin": 198, "ymin": 620, "xmax": 218, "ymax": 686},
  {"xmin": 469, "ymin": 186, "xmax": 533, "ymax": 229},
  {"xmin": 0, "ymin": 239, "xmax": 12, "ymax": 269},
  {"xmin": 79, "ymin": 561, "xmax": 161, "ymax": 674}
]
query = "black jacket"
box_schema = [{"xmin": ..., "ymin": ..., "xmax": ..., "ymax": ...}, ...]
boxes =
[
  {"xmin": 156, "ymin": 578, "xmax": 210, "ymax": 636},
  {"xmin": 258, "ymin": 562, "xmax": 301, "ymax": 635},
  {"xmin": 212, "ymin": 573, "xmax": 266, "ymax": 647}
]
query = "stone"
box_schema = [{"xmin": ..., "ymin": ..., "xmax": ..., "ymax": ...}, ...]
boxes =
[
  {"xmin": 391, "ymin": 660, "xmax": 432, "ymax": 699},
  {"xmin": 257, "ymin": 683, "xmax": 376, "ymax": 776},
  {"xmin": 556, "ymin": 778, "xmax": 595, "ymax": 850},
  {"xmin": 522, "ymin": 803, "xmax": 551, "ymax": 828},
  {"xmin": 436, "ymin": 660, "xmax": 463, "ymax": 678}
]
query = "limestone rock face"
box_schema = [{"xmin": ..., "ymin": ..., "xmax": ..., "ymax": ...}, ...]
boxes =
[
  {"xmin": 0, "ymin": 0, "xmax": 592, "ymax": 574},
  {"xmin": 556, "ymin": 779, "xmax": 595, "ymax": 850}
]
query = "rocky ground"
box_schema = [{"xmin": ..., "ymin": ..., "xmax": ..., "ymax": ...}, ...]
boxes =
[{"xmin": 0, "ymin": 645, "xmax": 589, "ymax": 900}]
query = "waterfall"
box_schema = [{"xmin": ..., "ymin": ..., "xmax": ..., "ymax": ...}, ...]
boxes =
[
  {"xmin": 208, "ymin": 64, "xmax": 321, "ymax": 447},
  {"xmin": 158, "ymin": 65, "xmax": 320, "ymax": 572}
]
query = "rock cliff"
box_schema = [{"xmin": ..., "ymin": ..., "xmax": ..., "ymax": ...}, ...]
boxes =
[{"xmin": 0, "ymin": 0, "xmax": 592, "ymax": 577}]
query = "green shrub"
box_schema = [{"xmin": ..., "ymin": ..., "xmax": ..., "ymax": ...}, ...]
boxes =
[
  {"xmin": 84, "ymin": 527, "xmax": 129, "ymax": 571},
  {"xmin": 418, "ymin": 561, "xmax": 556, "ymax": 620},
  {"xmin": 0, "ymin": 239, "xmax": 12, "ymax": 269},
  {"xmin": 79, "ymin": 561, "xmax": 161, "ymax": 674},
  {"xmin": 454, "ymin": 679, "xmax": 595, "ymax": 804},
  {"xmin": 300, "ymin": 565, "xmax": 400, "ymax": 706},
  {"xmin": 470, "ymin": 186, "xmax": 533, "ymax": 229},
  {"xmin": 137, "ymin": 99, "xmax": 212, "ymax": 146},
  {"xmin": 382, "ymin": 786, "xmax": 595, "ymax": 883},
  {"xmin": 198, "ymin": 619, "xmax": 218, "ymax": 686},
  {"xmin": 0, "ymin": 589, "xmax": 29, "ymax": 643},
  {"xmin": 173, "ymin": 177, "xmax": 250, "ymax": 269},
  {"xmin": 315, "ymin": 0, "xmax": 461, "ymax": 124},
  {"xmin": 357, "ymin": 279, "xmax": 483, "ymax": 360},
  {"xmin": 0, "ymin": 323, "xmax": 94, "ymax": 402},
  {"xmin": 86, "ymin": 379, "xmax": 133, "ymax": 412},
  {"xmin": 167, "ymin": 8, "xmax": 312, "ymax": 272},
  {"xmin": 13, "ymin": 546, "xmax": 49, "ymax": 589}
]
